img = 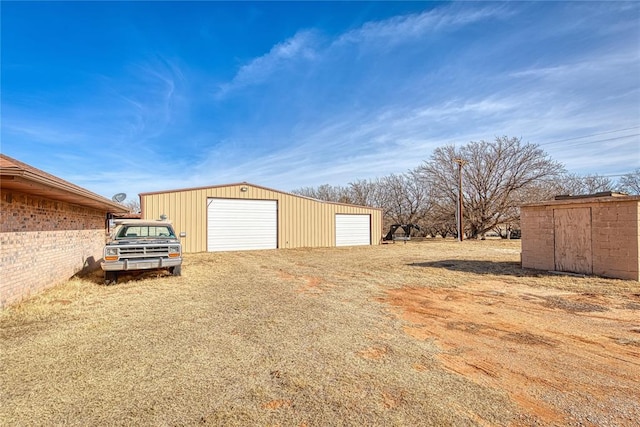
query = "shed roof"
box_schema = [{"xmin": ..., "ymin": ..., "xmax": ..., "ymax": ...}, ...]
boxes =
[
  {"xmin": 0, "ymin": 154, "xmax": 129, "ymax": 213},
  {"xmin": 521, "ymin": 192, "xmax": 640, "ymax": 208},
  {"xmin": 139, "ymin": 181, "xmax": 383, "ymax": 211}
]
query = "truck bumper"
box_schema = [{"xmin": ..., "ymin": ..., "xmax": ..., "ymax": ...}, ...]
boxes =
[{"xmin": 101, "ymin": 258, "xmax": 182, "ymax": 272}]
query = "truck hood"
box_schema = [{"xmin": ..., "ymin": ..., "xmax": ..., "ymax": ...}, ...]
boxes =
[{"xmin": 108, "ymin": 239, "xmax": 179, "ymax": 245}]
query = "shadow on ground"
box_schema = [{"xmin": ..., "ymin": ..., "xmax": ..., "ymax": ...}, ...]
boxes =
[
  {"xmin": 409, "ymin": 260, "xmax": 536, "ymax": 277},
  {"xmin": 74, "ymin": 267, "xmax": 173, "ymax": 286}
]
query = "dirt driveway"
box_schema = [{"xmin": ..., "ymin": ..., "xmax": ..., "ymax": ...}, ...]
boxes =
[
  {"xmin": 385, "ymin": 278, "xmax": 640, "ymax": 426},
  {"xmin": 1, "ymin": 240, "xmax": 639, "ymax": 426}
]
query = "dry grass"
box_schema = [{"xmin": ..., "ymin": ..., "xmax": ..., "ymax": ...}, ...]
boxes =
[{"xmin": 1, "ymin": 239, "xmax": 638, "ymax": 426}]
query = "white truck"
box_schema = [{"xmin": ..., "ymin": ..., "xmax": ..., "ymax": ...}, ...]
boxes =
[{"xmin": 101, "ymin": 219, "xmax": 182, "ymax": 284}]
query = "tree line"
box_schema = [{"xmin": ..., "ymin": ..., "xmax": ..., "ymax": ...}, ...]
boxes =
[{"xmin": 292, "ymin": 136, "xmax": 640, "ymax": 239}]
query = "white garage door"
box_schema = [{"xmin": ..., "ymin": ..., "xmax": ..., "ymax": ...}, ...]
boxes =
[
  {"xmin": 335, "ymin": 214, "xmax": 371, "ymax": 246},
  {"xmin": 207, "ymin": 199, "xmax": 277, "ymax": 251}
]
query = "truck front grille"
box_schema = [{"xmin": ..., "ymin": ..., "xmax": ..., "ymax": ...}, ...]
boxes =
[{"xmin": 119, "ymin": 246, "xmax": 172, "ymax": 258}]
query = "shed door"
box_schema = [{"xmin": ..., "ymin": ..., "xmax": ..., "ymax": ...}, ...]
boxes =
[
  {"xmin": 336, "ymin": 214, "xmax": 371, "ymax": 246},
  {"xmin": 553, "ymin": 207, "xmax": 592, "ymax": 274},
  {"xmin": 207, "ymin": 199, "xmax": 277, "ymax": 252}
]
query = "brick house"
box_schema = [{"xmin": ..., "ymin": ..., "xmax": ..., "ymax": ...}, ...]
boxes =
[
  {"xmin": 521, "ymin": 193, "xmax": 640, "ymax": 281},
  {"xmin": 0, "ymin": 154, "xmax": 129, "ymax": 307}
]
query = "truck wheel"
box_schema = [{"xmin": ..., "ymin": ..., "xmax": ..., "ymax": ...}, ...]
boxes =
[
  {"xmin": 104, "ymin": 271, "xmax": 118, "ymax": 285},
  {"xmin": 170, "ymin": 265, "xmax": 182, "ymax": 276}
]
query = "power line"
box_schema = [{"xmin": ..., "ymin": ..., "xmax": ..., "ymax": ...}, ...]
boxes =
[
  {"xmin": 558, "ymin": 133, "xmax": 640, "ymax": 148},
  {"xmin": 538, "ymin": 126, "xmax": 640, "ymax": 146},
  {"xmin": 580, "ymin": 172, "xmax": 636, "ymax": 178},
  {"xmin": 536, "ymin": 171, "xmax": 636, "ymax": 181}
]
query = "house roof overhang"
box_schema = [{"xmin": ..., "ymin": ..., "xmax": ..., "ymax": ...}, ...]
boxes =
[{"xmin": 0, "ymin": 154, "xmax": 129, "ymax": 213}]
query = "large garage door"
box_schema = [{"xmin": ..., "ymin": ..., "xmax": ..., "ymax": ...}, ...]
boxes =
[
  {"xmin": 336, "ymin": 214, "xmax": 371, "ymax": 246},
  {"xmin": 207, "ymin": 199, "xmax": 277, "ymax": 251}
]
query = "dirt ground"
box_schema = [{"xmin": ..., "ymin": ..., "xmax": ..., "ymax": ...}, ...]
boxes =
[
  {"xmin": 384, "ymin": 280, "xmax": 640, "ymax": 426},
  {"xmin": 1, "ymin": 239, "xmax": 639, "ymax": 426}
]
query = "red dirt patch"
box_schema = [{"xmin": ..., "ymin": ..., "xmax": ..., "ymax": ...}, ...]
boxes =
[
  {"xmin": 358, "ymin": 345, "xmax": 389, "ymax": 360},
  {"xmin": 261, "ymin": 399, "xmax": 293, "ymax": 410},
  {"xmin": 381, "ymin": 389, "xmax": 406, "ymax": 409},
  {"xmin": 383, "ymin": 280, "xmax": 640, "ymax": 425},
  {"xmin": 297, "ymin": 276, "xmax": 322, "ymax": 293},
  {"xmin": 278, "ymin": 270, "xmax": 332, "ymax": 294},
  {"xmin": 278, "ymin": 271, "xmax": 296, "ymax": 280}
]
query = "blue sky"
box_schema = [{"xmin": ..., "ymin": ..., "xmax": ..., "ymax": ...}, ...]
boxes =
[{"xmin": 2, "ymin": 1, "xmax": 639, "ymax": 201}]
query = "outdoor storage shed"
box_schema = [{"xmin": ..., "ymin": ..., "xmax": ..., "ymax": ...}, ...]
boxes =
[
  {"xmin": 0, "ymin": 154, "xmax": 129, "ymax": 308},
  {"xmin": 140, "ymin": 182, "xmax": 383, "ymax": 253},
  {"xmin": 521, "ymin": 193, "xmax": 640, "ymax": 281}
]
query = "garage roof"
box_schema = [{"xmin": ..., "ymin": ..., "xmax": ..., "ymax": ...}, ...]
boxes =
[
  {"xmin": 139, "ymin": 181, "xmax": 383, "ymax": 210},
  {"xmin": 0, "ymin": 154, "xmax": 129, "ymax": 213}
]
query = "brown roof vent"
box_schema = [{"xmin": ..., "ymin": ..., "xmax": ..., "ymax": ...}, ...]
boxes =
[{"xmin": 554, "ymin": 191, "xmax": 628, "ymax": 200}]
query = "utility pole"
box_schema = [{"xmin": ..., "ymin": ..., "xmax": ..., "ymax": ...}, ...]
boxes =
[{"xmin": 454, "ymin": 158, "xmax": 467, "ymax": 242}]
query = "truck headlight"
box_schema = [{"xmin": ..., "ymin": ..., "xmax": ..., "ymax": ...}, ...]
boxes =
[
  {"xmin": 168, "ymin": 246, "xmax": 181, "ymax": 258},
  {"xmin": 105, "ymin": 247, "xmax": 119, "ymax": 261}
]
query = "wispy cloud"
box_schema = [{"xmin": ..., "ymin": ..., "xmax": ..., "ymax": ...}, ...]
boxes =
[
  {"xmin": 108, "ymin": 56, "xmax": 187, "ymax": 143},
  {"xmin": 336, "ymin": 4, "xmax": 510, "ymax": 48},
  {"xmin": 2, "ymin": 2, "xmax": 638, "ymax": 199},
  {"xmin": 509, "ymin": 49, "xmax": 639, "ymax": 80},
  {"xmin": 217, "ymin": 4, "xmax": 508, "ymax": 99},
  {"xmin": 216, "ymin": 30, "xmax": 320, "ymax": 97},
  {"xmin": 4, "ymin": 56, "xmax": 186, "ymax": 145},
  {"xmin": 2, "ymin": 121, "xmax": 88, "ymax": 145}
]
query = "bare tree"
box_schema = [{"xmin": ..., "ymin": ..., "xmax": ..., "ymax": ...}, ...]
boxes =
[
  {"xmin": 122, "ymin": 198, "xmax": 141, "ymax": 213},
  {"xmin": 293, "ymin": 174, "xmax": 432, "ymax": 235},
  {"xmin": 618, "ymin": 169, "xmax": 640, "ymax": 195},
  {"xmin": 515, "ymin": 176, "xmax": 565, "ymax": 203},
  {"xmin": 414, "ymin": 145, "xmax": 459, "ymax": 237},
  {"xmin": 424, "ymin": 202, "xmax": 457, "ymax": 238},
  {"xmin": 417, "ymin": 136, "xmax": 564, "ymax": 239},
  {"xmin": 292, "ymin": 184, "xmax": 352, "ymax": 203},
  {"xmin": 348, "ymin": 179, "xmax": 379, "ymax": 207},
  {"xmin": 293, "ymin": 137, "xmax": 567, "ymax": 239},
  {"xmin": 376, "ymin": 172, "xmax": 432, "ymax": 228},
  {"xmin": 558, "ymin": 173, "xmax": 615, "ymax": 195}
]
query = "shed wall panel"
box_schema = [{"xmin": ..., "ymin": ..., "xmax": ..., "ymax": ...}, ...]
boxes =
[
  {"xmin": 520, "ymin": 206, "xmax": 555, "ymax": 271},
  {"xmin": 553, "ymin": 208, "xmax": 592, "ymax": 274}
]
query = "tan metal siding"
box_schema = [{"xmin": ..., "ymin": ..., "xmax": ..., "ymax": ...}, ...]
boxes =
[{"xmin": 141, "ymin": 183, "xmax": 382, "ymax": 253}]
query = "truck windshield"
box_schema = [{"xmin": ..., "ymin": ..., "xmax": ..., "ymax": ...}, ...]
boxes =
[{"xmin": 116, "ymin": 225, "xmax": 176, "ymax": 239}]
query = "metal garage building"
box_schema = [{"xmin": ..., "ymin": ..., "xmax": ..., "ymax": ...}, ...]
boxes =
[{"xmin": 140, "ymin": 183, "xmax": 382, "ymax": 253}]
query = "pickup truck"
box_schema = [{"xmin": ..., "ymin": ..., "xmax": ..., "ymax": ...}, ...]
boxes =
[{"xmin": 101, "ymin": 219, "xmax": 182, "ymax": 284}]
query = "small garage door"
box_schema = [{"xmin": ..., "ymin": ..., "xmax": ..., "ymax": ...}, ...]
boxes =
[
  {"xmin": 207, "ymin": 198, "xmax": 277, "ymax": 251},
  {"xmin": 336, "ymin": 214, "xmax": 371, "ymax": 246}
]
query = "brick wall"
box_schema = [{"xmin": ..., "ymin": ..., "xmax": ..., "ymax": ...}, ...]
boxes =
[
  {"xmin": 521, "ymin": 206, "xmax": 555, "ymax": 271},
  {"xmin": 0, "ymin": 190, "xmax": 107, "ymax": 307},
  {"xmin": 591, "ymin": 201, "xmax": 639, "ymax": 280},
  {"xmin": 521, "ymin": 199, "xmax": 640, "ymax": 281}
]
